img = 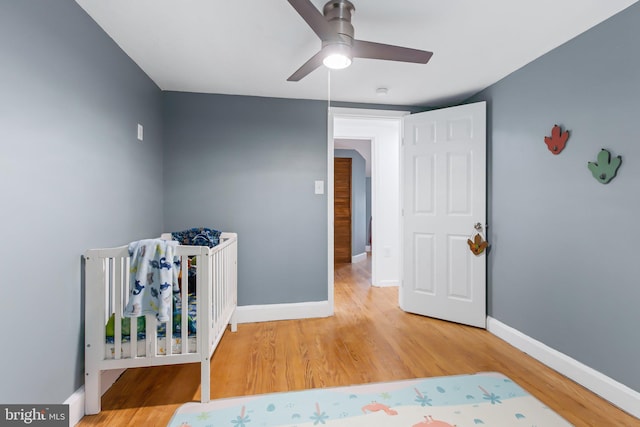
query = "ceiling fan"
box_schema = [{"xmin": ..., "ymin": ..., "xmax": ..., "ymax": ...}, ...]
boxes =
[{"xmin": 286, "ymin": 0, "xmax": 433, "ymax": 81}]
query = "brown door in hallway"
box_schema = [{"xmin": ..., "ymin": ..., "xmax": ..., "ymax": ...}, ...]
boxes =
[{"xmin": 334, "ymin": 157, "xmax": 352, "ymax": 263}]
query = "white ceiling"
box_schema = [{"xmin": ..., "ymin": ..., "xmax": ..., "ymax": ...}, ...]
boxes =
[{"xmin": 75, "ymin": 0, "xmax": 636, "ymax": 107}]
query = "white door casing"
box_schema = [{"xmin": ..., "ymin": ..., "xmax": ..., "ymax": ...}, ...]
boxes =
[{"xmin": 400, "ymin": 102, "xmax": 487, "ymax": 328}]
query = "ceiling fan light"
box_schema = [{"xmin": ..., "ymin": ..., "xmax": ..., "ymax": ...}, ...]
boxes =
[
  {"xmin": 323, "ymin": 53, "xmax": 352, "ymax": 69},
  {"xmin": 322, "ymin": 43, "xmax": 352, "ymax": 70}
]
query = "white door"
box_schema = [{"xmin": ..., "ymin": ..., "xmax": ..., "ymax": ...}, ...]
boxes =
[{"xmin": 400, "ymin": 102, "xmax": 487, "ymax": 328}]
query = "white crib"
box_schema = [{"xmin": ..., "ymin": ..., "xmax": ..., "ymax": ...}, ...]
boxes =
[{"xmin": 83, "ymin": 232, "xmax": 238, "ymax": 415}]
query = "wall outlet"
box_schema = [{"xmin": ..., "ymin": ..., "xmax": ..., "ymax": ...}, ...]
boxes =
[{"xmin": 137, "ymin": 124, "xmax": 143, "ymax": 141}]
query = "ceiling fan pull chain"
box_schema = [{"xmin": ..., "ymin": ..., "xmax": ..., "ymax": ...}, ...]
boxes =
[{"xmin": 327, "ymin": 69, "xmax": 331, "ymax": 111}]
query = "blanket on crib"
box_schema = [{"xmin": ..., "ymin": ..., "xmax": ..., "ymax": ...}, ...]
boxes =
[
  {"xmin": 124, "ymin": 239, "xmax": 179, "ymax": 322},
  {"xmin": 171, "ymin": 227, "xmax": 221, "ymax": 248}
]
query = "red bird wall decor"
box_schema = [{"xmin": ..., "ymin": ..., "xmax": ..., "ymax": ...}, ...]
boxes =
[{"xmin": 544, "ymin": 124, "xmax": 570, "ymax": 155}]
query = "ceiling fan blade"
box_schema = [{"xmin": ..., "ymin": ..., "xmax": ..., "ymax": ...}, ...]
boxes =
[
  {"xmin": 352, "ymin": 40, "xmax": 433, "ymax": 64},
  {"xmin": 287, "ymin": 49, "xmax": 326, "ymax": 81},
  {"xmin": 287, "ymin": 0, "xmax": 335, "ymax": 40}
]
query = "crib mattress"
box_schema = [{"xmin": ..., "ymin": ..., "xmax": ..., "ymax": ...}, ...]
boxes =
[
  {"xmin": 105, "ymin": 336, "xmax": 197, "ymax": 358},
  {"xmin": 104, "ymin": 294, "xmax": 198, "ymax": 359}
]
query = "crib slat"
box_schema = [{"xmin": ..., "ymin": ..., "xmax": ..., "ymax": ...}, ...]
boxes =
[
  {"xmin": 181, "ymin": 254, "xmax": 188, "ymax": 355},
  {"xmin": 220, "ymin": 250, "xmax": 225, "ymax": 331},
  {"xmin": 165, "ymin": 313, "xmax": 172, "ymax": 356},
  {"xmin": 224, "ymin": 243, "xmax": 231, "ymax": 327},
  {"xmin": 229, "ymin": 237, "xmax": 238, "ymax": 332},
  {"xmin": 218, "ymin": 249, "xmax": 224, "ymax": 332},
  {"xmin": 215, "ymin": 251, "xmax": 220, "ymax": 334},
  {"xmin": 196, "ymin": 253, "xmax": 203, "ymax": 355},
  {"xmin": 130, "ymin": 320, "xmax": 138, "ymax": 359},
  {"xmin": 106, "ymin": 259, "xmax": 112, "ymax": 325},
  {"xmin": 147, "ymin": 315, "xmax": 157, "ymax": 356},
  {"xmin": 123, "ymin": 257, "xmax": 139, "ymax": 359},
  {"xmin": 221, "ymin": 246, "xmax": 225, "ymax": 328},
  {"xmin": 113, "ymin": 257, "xmax": 123, "ymax": 360}
]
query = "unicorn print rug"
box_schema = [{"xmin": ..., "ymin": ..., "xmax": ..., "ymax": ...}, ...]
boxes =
[{"xmin": 168, "ymin": 372, "xmax": 570, "ymax": 427}]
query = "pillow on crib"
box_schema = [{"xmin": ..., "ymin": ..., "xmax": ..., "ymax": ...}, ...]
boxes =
[
  {"xmin": 105, "ymin": 314, "xmax": 146, "ymax": 338},
  {"xmin": 171, "ymin": 227, "xmax": 222, "ymax": 248}
]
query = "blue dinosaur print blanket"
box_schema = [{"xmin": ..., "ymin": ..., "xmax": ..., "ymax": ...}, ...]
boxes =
[
  {"xmin": 171, "ymin": 227, "xmax": 221, "ymax": 248},
  {"xmin": 124, "ymin": 239, "xmax": 180, "ymax": 322}
]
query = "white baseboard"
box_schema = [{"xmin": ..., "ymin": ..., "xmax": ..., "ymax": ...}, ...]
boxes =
[
  {"xmin": 373, "ymin": 279, "xmax": 399, "ymax": 288},
  {"xmin": 64, "ymin": 386, "xmax": 84, "ymax": 426},
  {"xmin": 235, "ymin": 300, "xmax": 332, "ymax": 323},
  {"xmin": 64, "ymin": 369, "xmax": 126, "ymax": 425},
  {"xmin": 487, "ymin": 316, "xmax": 640, "ymax": 419},
  {"xmin": 352, "ymin": 252, "xmax": 367, "ymax": 263}
]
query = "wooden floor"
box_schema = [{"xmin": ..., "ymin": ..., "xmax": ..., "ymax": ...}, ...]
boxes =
[{"xmin": 79, "ymin": 256, "xmax": 638, "ymax": 426}]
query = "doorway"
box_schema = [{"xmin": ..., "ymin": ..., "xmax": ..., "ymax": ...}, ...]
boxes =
[
  {"xmin": 334, "ymin": 157, "xmax": 352, "ymax": 264},
  {"xmin": 329, "ymin": 108, "xmax": 406, "ymax": 299},
  {"xmin": 334, "ymin": 139, "xmax": 372, "ymax": 266}
]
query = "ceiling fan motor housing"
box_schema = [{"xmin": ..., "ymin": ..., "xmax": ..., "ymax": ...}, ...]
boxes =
[{"xmin": 322, "ymin": 0, "xmax": 355, "ymax": 47}]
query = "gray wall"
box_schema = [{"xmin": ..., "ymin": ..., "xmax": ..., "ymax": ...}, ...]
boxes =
[
  {"xmin": 468, "ymin": 2, "xmax": 640, "ymax": 391},
  {"xmin": 163, "ymin": 92, "xmax": 328, "ymax": 305},
  {"xmin": 0, "ymin": 1, "xmax": 164, "ymax": 403},
  {"xmin": 334, "ymin": 149, "xmax": 367, "ymax": 257}
]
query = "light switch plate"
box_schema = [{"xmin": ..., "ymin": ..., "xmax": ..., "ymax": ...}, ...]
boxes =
[{"xmin": 314, "ymin": 180, "xmax": 324, "ymax": 194}]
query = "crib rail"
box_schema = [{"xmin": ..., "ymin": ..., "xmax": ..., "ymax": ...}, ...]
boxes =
[{"xmin": 84, "ymin": 233, "xmax": 237, "ymax": 414}]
